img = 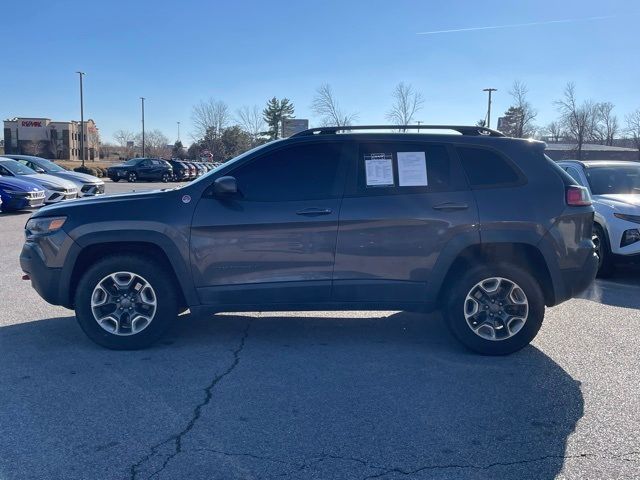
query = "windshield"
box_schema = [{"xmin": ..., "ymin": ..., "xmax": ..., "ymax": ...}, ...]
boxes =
[
  {"xmin": 34, "ymin": 158, "xmax": 67, "ymax": 173},
  {"xmin": 586, "ymin": 165, "xmax": 640, "ymax": 195},
  {"xmin": 0, "ymin": 159, "xmax": 37, "ymax": 176}
]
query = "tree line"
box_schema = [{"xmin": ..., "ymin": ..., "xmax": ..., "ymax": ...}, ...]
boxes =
[{"xmin": 107, "ymin": 81, "xmax": 640, "ymax": 162}]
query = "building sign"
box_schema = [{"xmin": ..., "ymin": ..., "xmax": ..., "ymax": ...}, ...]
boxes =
[
  {"xmin": 17, "ymin": 118, "xmax": 49, "ymax": 141},
  {"xmin": 282, "ymin": 118, "xmax": 309, "ymax": 137},
  {"xmin": 21, "ymin": 120, "xmax": 43, "ymax": 127}
]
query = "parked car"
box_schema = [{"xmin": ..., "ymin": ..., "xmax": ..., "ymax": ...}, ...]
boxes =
[
  {"xmin": 5, "ymin": 154, "xmax": 105, "ymax": 197},
  {"xmin": 107, "ymin": 158, "xmax": 173, "ymax": 183},
  {"xmin": 21, "ymin": 125, "xmax": 597, "ymax": 354},
  {"xmin": 0, "ymin": 175, "xmax": 46, "ymax": 212},
  {"xmin": 0, "ymin": 158, "xmax": 77, "ymax": 204},
  {"xmin": 558, "ymin": 160, "xmax": 640, "ymax": 276},
  {"xmin": 192, "ymin": 162, "xmax": 207, "ymax": 177},
  {"xmin": 185, "ymin": 161, "xmax": 198, "ymax": 179},
  {"xmin": 166, "ymin": 159, "xmax": 190, "ymax": 182}
]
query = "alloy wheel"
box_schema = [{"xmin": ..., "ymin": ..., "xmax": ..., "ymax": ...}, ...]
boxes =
[
  {"xmin": 90, "ymin": 272, "xmax": 157, "ymax": 336},
  {"xmin": 463, "ymin": 277, "xmax": 529, "ymax": 341}
]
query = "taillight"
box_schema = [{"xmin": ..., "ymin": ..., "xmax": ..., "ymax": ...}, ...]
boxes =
[{"xmin": 566, "ymin": 185, "xmax": 592, "ymax": 206}]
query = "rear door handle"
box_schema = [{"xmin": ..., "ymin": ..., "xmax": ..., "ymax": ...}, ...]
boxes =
[
  {"xmin": 432, "ymin": 202, "xmax": 469, "ymax": 211},
  {"xmin": 296, "ymin": 207, "xmax": 333, "ymax": 216}
]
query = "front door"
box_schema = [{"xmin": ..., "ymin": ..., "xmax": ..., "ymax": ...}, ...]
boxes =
[{"xmin": 190, "ymin": 141, "xmax": 349, "ymax": 307}]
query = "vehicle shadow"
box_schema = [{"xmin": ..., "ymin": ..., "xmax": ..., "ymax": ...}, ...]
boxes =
[
  {"xmin": 0, "ymin": 312, "xmax": 583, "ymax": 480},
  {"xmin": 579, "ymin": 264, "xmax": 640, "ymax": 309}
]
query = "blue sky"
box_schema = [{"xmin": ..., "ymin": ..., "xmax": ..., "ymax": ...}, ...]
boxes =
[{"xmin": 2, "ymin": 0, "xmax": 638, "ymax": 145}]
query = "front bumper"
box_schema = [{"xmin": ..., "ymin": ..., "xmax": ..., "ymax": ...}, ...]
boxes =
[
  {"xmin": 1, "ymin": 194, "xmax": 45, "ymax": 211},
  {"xmin": 20, "ymin": 241, "xmax": 64, "ymax": 306},
  {"xmin": 44, "ymin": 189, "xmax": 78, "ymax": 204}
]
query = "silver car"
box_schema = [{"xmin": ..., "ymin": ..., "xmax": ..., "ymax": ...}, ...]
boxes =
[
  {"xmin": 0, "ymin": 158, "xmax": 77, "ymax": 204},
  {"xmin": 5, "ymin": 154, "xmax": 104, "ymax": 197}
]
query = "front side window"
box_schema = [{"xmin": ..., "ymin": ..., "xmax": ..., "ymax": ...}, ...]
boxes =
[
  {"xmin": 231, "ymin": 143, "xmax": 345, "ymax": 201},
  {"xmin": 457, "ymin": 147, "xmax": 520, "ymax": 187}
]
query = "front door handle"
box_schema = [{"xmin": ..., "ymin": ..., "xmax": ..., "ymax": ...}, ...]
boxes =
[
  {"xmin": 296, "ymin": 207, "xmax": 333, "ymax": 216},
  {"xmin": 432, "ymin": 202, "xmax": 469, "ymax": 211}
]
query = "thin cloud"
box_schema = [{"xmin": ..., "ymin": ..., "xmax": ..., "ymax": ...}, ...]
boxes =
[{"xmin": 416, "ymin": 15, "xmax": 615, "ymax": 35}]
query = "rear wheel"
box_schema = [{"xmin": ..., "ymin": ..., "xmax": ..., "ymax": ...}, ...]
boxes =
[
  {"xmin": 161, "ymin": 172, "xmax": 171, "ymax": 183},
  {"xmin": 127, "ymin": 172, "xmax": 137, "ymax": 183},
  {"xmin": 75, "ymin": 255, "xmax": 178, "ymax": 349},
  {"xmin": 443, "ymin": 263, "xmax": 544, "ymax": 355},
  {"xmin": 593, "ymin": 223, "xmax": 614, "ymax": 277}
]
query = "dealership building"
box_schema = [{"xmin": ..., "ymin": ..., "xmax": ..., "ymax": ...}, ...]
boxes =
[{"xmin": 3, "ymin": 117, "xmax": 99, "ymax": 161}]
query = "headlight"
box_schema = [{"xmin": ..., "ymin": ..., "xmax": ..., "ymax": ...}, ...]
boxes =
[
  {"xmin": 614, "ymin": 213, "xmax": 640, "ymax": 224},
  {"xmin": 25, "ymin": 216, "xmax": 67, "ymax": 235}
]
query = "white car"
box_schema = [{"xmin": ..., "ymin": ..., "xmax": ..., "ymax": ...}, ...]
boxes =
[
  {"xmin": 0, "ymin": 158, "xmax": 77, "ymax": 204},
  {"xmin": 558, "ymin": 160, "xmax": 640, "ymax": 276},
  {"xmin": 6, "ymin": 154, "xmax": 104, "ymax": 197}
]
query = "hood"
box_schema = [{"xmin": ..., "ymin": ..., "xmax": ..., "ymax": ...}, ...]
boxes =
[
  {"xmin": 0, "ymin": 176, "xmax": 44, "ymax": 192},
  {"xmin": 31, "ymin": 187, "xmax": 176, "ymax": 217},
  {"xmin": 594, "ymin": 194, "xmax": 640, "ymax": 208},
  {"xmin": 54, "ymin": 171, "xmax": 103, "ymax": 184},
  {"xmin": 108, "ymin": 163, "xmax": 131, "ymax": 170},
  {"xmin": 23, "ymin": 173, "xmax": 77, "ymax": 190}
]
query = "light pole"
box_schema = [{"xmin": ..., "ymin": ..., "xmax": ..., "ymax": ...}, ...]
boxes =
[
  {"xmin": 416, "ymin": 120, "xmax": 422, "ymax": 133},
  {"xmin": 140, "ymin": 97, "xmax": 145, "ymax": 157},
  {"xmin": 76, "ymin": 71, "xmax": 86, "ymax": 167},
  {"xmin": 483, "ymin": 88, "xmax": 497, "ymax": 129},
  {"xmin": 177, "ymin": 121, "xmax": 180, "ymax": 142}
]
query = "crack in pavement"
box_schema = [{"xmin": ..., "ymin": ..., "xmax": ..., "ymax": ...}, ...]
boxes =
[{"xmin": 129, "ymin": 319, "xmax": 252, "ymax": 480}]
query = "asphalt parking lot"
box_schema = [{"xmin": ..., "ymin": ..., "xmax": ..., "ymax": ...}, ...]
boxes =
[{"xmin": 0, "ymin": 180, "xmax": 638, "ymax": 480}]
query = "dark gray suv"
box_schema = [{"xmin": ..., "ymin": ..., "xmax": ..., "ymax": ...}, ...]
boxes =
[{"xmin": 20, "ymin": 125, "xmax": 598, "ymax": 354}]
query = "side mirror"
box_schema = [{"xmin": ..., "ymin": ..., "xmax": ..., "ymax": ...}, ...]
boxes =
[
  {"xmin": 213, "ymin": 176, "xmax": 237, "ymax": 195},
  {"xmin": 35, "ymin": 168, "xmax": 46, "ymax": 174}
]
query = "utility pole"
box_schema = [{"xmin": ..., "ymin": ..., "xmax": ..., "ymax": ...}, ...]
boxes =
[
  {"xmin": 483, "ymin": 88, "xmax": 497, "ymax": 129},
  {"xmin": 76, "ymin": 71, "xmax": 86, "ymax": 167},
  {"xmin": 140, "ymin": 97, "xmax": 145, "ymax": 157},
  {"xmin": 416, "ymin": 120, "xmax": 422, "ymax": 133},
  {"xmin": 177, "ymin": 121, "xmax": 180, "ymax": 142}
]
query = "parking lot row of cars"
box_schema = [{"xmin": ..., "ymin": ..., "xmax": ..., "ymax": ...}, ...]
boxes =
[
  {"xmin": 0, "ymin": 155, "xmax": 218, "ymax": 212},
  {"xmin": 107, "ymin": 158, "xmax": 219, "ymax": 183}
]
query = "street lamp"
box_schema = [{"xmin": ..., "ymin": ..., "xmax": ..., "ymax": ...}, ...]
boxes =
[
  {"xmin": 140, "ymin": 97, "xmax": 145, "ymax": 157},
  {"xmin": 483, "ymin": 88, "xmax": 497, "ymax": 129},
  {"xmin": 76, "ymin": 71, "xmax": 86, "ymax": 167},
  {"xmin": 177, "ymin": 121, "xmax": 180, "ymax": 142}
]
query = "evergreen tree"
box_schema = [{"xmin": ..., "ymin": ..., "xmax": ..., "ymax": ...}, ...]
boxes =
[
  {"xmin": 262, "ymin": 97, "xmax": 295, "ymax": 139},
  {"xmin": 171, "ymin": 140, "xmax": 185, "ymax": 159}
]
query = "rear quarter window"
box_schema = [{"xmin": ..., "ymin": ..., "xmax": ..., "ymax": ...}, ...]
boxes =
[{"xmin": 457, "ymin": 147, "xmax": 521, "ymax": 187}]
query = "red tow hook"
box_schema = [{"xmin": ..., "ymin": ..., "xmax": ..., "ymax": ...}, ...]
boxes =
[{"xmin": 22, "ymin": 274, "xmax": 30, "ymax": 280}]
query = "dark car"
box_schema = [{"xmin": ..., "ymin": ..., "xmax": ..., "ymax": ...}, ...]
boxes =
[
  {"xmin": 181, "ymin": 161, "xmax": 197, "ymax": 179},
  {"xmin": 20, "ymin": 125, "xmax": 597, "ymax": 354},
  {"xmin": 166, "ymin": 159, "xmax": 190, "ymax": 182},
  {"xmin": 107, "ymin": 158, "xmax": 173, "ymax": 183},
  {"xmin": 192, "ymin": 162, "xmax": 207, "ymax": 177},
  {"xmin": 0, "ymin": 175, "xmax": 46, "ymax": 212}
]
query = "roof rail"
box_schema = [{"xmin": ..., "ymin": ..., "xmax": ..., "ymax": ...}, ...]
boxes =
[{"xmin": 291, "ymin": 125, "xmax": 506, "ymax": 138}]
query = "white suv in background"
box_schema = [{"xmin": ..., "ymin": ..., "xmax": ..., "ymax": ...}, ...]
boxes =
[{"xmin": 558, "ymin": 160, "xmax": 640, "ymax": 276}]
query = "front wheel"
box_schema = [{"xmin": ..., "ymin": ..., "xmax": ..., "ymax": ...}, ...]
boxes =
[
  {"xmin": 161, "ymin": 172, "xmax": 171, "ymax": 183},
  {"xmin": 593, "ymin": 224, "xmax": 614, "ymax": 277},
  {"xmin": 74, "ymin": 255, "xmax": 178, "ymax": 349},
  {"xmin": 127, "ymin": 172, "xmax": 137, "ymax": 183},
  {"xmin": 443, "ymin": 263, "xmax": 545, "ymax": 355}
]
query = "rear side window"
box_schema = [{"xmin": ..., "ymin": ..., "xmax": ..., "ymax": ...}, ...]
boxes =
[
  {"xmin": 457, "ymin": 147, "xmax": 520, "ymax": 187},
  {"xmin": 231, "ymin": 142, "xmax": 345, "ymax": 201},
  {"xmin": 357, "ymin": 143, "xmax": 454, "ymax": 194}
]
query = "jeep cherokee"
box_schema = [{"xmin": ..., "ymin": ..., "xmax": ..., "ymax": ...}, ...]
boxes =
[{"xmin": 20, "ymin": 125, "xmax": 598, "ymax": 354}]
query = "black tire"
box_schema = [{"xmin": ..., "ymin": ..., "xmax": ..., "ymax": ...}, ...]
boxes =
[
  {"xmin": 593, "ymin": 223, "xmax": 614, "ymax": 278},
  {"xmin": 127, "ymin": 172, "xmax": 137, "ymax": 183},
  {"xmin": 74, "ymin": 254, "xmax": 178, "ymax": 350},
  {"xmin": 161, "ymin": 172, "xmax": 171, "ymax": 183},
  {"xmin": 443, "ymin": 263, "xmax": 545, "ymax": 355}
]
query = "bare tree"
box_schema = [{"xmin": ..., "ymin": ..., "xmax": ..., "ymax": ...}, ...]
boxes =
[
  {"xmin": 135, "ymin": 129, "xmax": 170, "ymax": 158},
  {"xmin": 386, "ymin": 82, "xmax": 424, "ymax": 127},
  {"xmin": 236, "ymin": 105, "xmax": 266, "ymax": 143},
  {"xmin": 544, "ymin": 121, "xmax": 564, "ymax": 143},
  {"xmin": 191, "ymin": 98, "xmax": 231, "ymax": 141},
  {"xmin": 113, "ymin": 129, "xmax": 136, "ymax": 158},
  {"xmin": 626, "ymin": 109, "xmax": 640, "ymax": 160},
  {"xmin": 592, "ymin": 102, "xmax": 619, "ymax": 146},
  {"xmin": 508, "ymin": 80, "xmax": 537, "ymax": 138},
  {"xmin": 554, "ymin": 83, "xmax": 597, "ymax": 160},
  {"xmin": 311, "ymin": 84, "xmax": 358, "ymax": 127}
]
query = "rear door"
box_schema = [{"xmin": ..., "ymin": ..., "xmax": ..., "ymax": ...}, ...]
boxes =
[
  {"xmin": 332, "ymin": 140, "xmax": 478, "ymax": 304},
  {"xmin": 190, "ymin": 140, "xmax": 349, "ymax": 306}
]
